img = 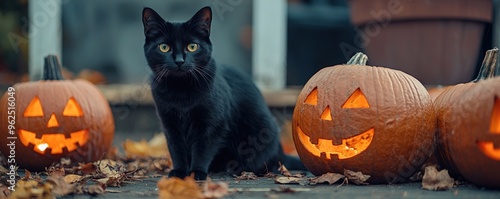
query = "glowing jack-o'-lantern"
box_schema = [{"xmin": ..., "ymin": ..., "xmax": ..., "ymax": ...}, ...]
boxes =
[
  {"xmin": 435, "ymin": 48, "xmax": 500, "ymax": 188},
  {"xmin": 0, "ymin": 55, "xmax": 114, "ymax": 171},
  {"xmin": 19, "ymin": 96, "xmax": 88, "ymax": 154},
  {"xmin": 292, "ymin": 53, "xmax": 436, "ymax": 184},
  {"xmin": 296, "ymin": 87, "xmax": 374, "ymax": 159}
]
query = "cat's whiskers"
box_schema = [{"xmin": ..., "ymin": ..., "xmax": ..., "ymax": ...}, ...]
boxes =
[
  {"xmin": 193, "ymin": 67, "xmax": 214, "ymax": 85},
  {"xmin": 153, "ymin": 66, "xmax": 169, "ymax": 85}
]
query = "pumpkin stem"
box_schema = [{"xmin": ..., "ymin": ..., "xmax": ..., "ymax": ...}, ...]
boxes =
[
  {"xmin": 473, "ymin": 47, "xmax": 498, "ymax": 82},
  {"xmin": 346, "ymin": 52, "xmax": 368, "ymax": 66},
  {"xmin": 43, "ymin": 55, "xmax": 64, "ymax": 80}
]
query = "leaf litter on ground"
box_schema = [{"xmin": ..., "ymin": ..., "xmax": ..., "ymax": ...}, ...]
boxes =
[
  {"xmin": 421, "ymin": 165, "xmax": 455, "ymax": 191},
  {"xmin": 274, "ymin": 169, "xmax": 370, "ymax": 186},
  {"xmin": 0, "ymin": 133, "xmax": 174, "ymax": 198}
]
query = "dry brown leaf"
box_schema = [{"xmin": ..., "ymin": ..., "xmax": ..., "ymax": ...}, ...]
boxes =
[
  {"xmin": 309, "ymin": 173, "xmax": 345, "ymax": 185},
  {"xmin": 264, "ymin": 172, "xmax": 278, "ymax": 178},
  {"xmin": 278, "ymin": 163, "xmax": 292, "ymax": 177},
  {"xmin": 422, "ymin": 165, "xmax": 454, "ymax": 191},
  {"xmin": 59, "ymin": 158, "xmax": 71, "ymax": 167},
  {"xmin": 98, "ymin": 159, "xmax": 122, "ymax": 178},
  {"xmin": 8, "ymin": 180, "xmax": 55, "ymax": 199},
  {"xmin": 234, "ymin": 172, "xmax": 258, "ymax": 180},
  {"xmin": 83, "ymin": 184, "xmax": 106, "ymax": 196},
  {"xmin": 46, "ymin": 176, "xmax": 75, "ymax": 197},
  {"xmin": 0, "ymin": 184, "xmax": 10, "ymax": 198},
  {"xmin": 46, "ymin": 167, "xmax": 65, "ymax": 177},
  {"xmin": 20, "ymin": 169, "xmax": 31, "ymax": 181},
  {"xmin": 202, "ymin": 180, "xmax": 229, "ymax": 199},
  {"xmin": 157, "ymin": 177, "xmax": 204, "ymax": 199},
  {"xmin": 72, "ymin": 162, "xmax": 97, "ymax": 175},
  {"xmin": 274, "ymin": 177, "xmax": 307, "ymax": 185},
  {"xmin": 344, "ymin": 170, "xmax": 370, "ymax": 185},
  {"xmin": 123, "ymin": 133, "xmax": 170, "ymax": 158},
  {"xmin": 63, "ymin": 174, "xmax": 83, "ymax": 184}
]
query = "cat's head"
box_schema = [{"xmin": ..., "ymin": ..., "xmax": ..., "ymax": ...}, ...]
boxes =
[{"xmin": 142, "ymin": 6, "xmax": 213, "ymax": 77}]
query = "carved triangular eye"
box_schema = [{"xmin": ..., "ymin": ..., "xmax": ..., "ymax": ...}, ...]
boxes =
[
  {"xmin": 304, "ymin": 87, "xmax": 318, "ymax": 105},
  {"xmin": 321, "ymin": 106, "xmax": 332, "ymax": 121},
  {"xmin": 490, "ymin": 97, "xmax": 500, "ymax": 133},
  {"xmin": 24, "ymin": 96, "xmax": 44, "ymax": 117},
  {"xmin": 63, "ymin": 97, "xmax": 84, "ymax": 117},
  {"xmin": 342, "ymin": 88, "xmax": 370, "ymax": 108}
]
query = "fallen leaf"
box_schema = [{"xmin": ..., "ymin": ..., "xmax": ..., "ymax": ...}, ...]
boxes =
[
  {"xmin": 0, "ymin": 184, "xmax": 10, "ymax": 198},
  {"xmin": 63, "ymin": 174, "xmax": 83, "ymax": 184},
  {"xmin": 46, "ymin": 167, "xmax": 65, "ymax": 177},
  {"xmin": 309, "ymin": 173, "xmax": 344, "ymax": 185},
  {"xmin": 278, "ymin": 163, "xmax": 291, "ymax": 177},
  {"xmin": 344, "ymin": 170, "xmax": 370, "ymax": 185},
  {"xmin": 274, "ymin": 177, "xmax": 307, "ymax": 185},
  {"xmin": 264, "ymin": 172, "xmax": 278, "ymax": 178},
  {"xmin": 234, "ymin": 172, "xmax": 258, "ymax": 180},
  {"xmin": 72, "ymin": 163, "xmax": 97, "ymax": 175},
  {"xmin": 8, "ymin": 180, "xmax": 55, "ymax": 199},
  {"xmin": 157, "ymin": 176, "xmax": 204, "ymax": 199},
  {"xmin": 123, "ymin": 133, "xmax": 170, "ymax": 158},
  {"xmin": 422, "ymin": 165, "xmax": 454, "ymax": 191},
  {"xmin": 59, "ymin": 158, "xmax": 71, "ymax": 166},
  {"xmin": 98, "ymin": 159, "xmax": 122, "ymax": 178},
  {"xmin": 83, "ymin": 184, "xmax": 106, "ymax": 195},
  {"xmin": 202, "ymin": 179, "xmax": 229, "ymax": 199},
  {"xmin": 21, "ymin": 169, "xmax": 31, "ymax": 181},
  {"xmin": 46, "ymin": 176, "xmax": 75, "ymax": 197}
]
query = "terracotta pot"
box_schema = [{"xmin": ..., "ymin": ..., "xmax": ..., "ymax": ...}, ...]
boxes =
[{"xmin": 348, "ymin": 0, "xmax": 493, "ymax": 85}]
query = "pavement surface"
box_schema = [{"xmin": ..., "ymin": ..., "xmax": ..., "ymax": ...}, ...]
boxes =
[
  {"xmin": 57, "ymin": 173, "xmax": 500, "ymax": 199},
  {"xmin": 5, "ymin": 131, "xmax": 500, "ymax": 199},
  {"xmin": 59, "ymin": 130, "xmax": 498, "ymax": 199}
]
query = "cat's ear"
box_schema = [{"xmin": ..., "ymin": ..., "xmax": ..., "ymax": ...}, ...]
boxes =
[
  {"xmin": 142, "ymin": 7, "xmax": 164, "ymax": 36},
  {"xmin": 188, "ymin": 6, "xmax": 212, "ymax": 38}
]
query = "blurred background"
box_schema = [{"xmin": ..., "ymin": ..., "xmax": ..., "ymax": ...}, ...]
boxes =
[
  {"xmin": 0, "ymin": 0, "xmax": 499, "ymax": 142},
  {"xmin": 1, "ymin": 0, "xmax": 498, "ymax": 86},
  {"xmin": 0, "ymin": 0, "xmax": 364, "ymax": 87}
]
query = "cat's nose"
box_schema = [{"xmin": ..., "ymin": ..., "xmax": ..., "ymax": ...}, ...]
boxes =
[{"xmin": 174, "ymin": 56, "xmax": 184, "ymax": 67}]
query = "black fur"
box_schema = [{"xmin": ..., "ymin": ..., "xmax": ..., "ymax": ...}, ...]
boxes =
[{"xmin": 142, "ymin": 6, "xmax": 304, "ymax": 180}]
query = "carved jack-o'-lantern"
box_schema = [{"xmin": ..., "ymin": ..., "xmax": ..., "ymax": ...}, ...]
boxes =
[
  {"xmin": 292, "ymin": 53, "xmax": 436, "ymax": 184},
  {"xmin": 0, "ymin": 55, "xmax": 114, "ymax": 171},
  {"xmin": 435, "ymin": 48, "xmax": 500, "ymax": 188}
]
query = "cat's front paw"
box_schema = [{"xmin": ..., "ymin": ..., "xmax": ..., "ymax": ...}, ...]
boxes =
[
  {"xmin": 190, "ymin": 170, "xmax": 208, "ymax": 181},
  {"xmin": 168, "ymin": 169, "xmax": 188, "ymax": 179}
]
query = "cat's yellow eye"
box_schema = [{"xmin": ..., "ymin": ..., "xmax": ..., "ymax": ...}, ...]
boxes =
[
  {"xmin": 158, "ymin": 44, "xmax": 170, "ymax": 53},
  {"xmin": 187, "ymin": 43, "xmax": 198, "ymax": 52}
]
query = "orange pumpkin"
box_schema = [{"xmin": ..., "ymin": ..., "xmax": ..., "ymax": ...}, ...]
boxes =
[
  {"xmin": 0, "ymin": 55, "xmax": 114, "ymax": 171},
  {"xmin": 434, "ymin": 48, "xmax": 500, "ymax": 188},
  {"xmin": 292, "ymin": 52, "xmax": 436, "ymax": 183}
]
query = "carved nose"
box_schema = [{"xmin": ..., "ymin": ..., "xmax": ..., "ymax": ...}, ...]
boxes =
[
  {"xmin": 47, "ymin": 113, "xmax": 59, "ymax": 128},
  {"xmin": 174, "ymin": 55, "xmax": 184, "ymax": 67}
]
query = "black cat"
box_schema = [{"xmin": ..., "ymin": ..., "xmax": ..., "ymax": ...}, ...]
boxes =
[{"xmin": 142, "ymin": 6, "xmax": 304, "ymax": 180}]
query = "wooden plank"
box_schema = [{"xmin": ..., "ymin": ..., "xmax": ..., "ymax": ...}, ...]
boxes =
[{"xmin": 97, "ymin": 84, "xmax": 301, "ymax": 107}]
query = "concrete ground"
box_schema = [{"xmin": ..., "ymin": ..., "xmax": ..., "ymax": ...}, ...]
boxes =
[
  {"xmin": 56, "ymin": 130, "xmax": 499, "ymax": 199},
  {"xmin": 58, "ymin": 174, "xmax": 500, "ymax": 199}
]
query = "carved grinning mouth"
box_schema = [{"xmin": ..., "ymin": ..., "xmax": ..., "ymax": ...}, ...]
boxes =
[
  {"xmin": 19, "ymin": 129, "xmax": 89, "ymax": 154},
  {"xmin": 296, "ymin": 125, "xmax": 374, "ymax": 159}
]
